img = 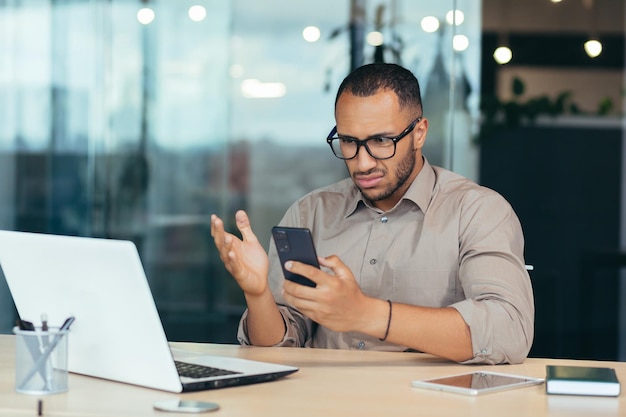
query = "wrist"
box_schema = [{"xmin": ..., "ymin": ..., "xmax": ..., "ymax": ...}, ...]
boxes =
[
  {"xmin": 243, "ymin": 285, "xmax": 273, "ymax": 306},
  {"xmin": 357, "ymin": 298, "xmax": 393, "ymax": 340}
]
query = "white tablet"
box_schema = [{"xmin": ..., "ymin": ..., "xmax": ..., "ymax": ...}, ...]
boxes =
[{"xmin": 411, "ymin": 371, "xmax": 544, "ymax": 396}]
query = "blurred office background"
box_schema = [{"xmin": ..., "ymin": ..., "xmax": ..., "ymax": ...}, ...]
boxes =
[{"xmin": 0, "ymin": 0, "xmax": 624, "ymax": 361}]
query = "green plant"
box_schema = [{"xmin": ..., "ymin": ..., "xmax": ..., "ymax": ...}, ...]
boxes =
[{"xmin": 477, "ymin": 77, "xmax": 614, "ymax": 142}]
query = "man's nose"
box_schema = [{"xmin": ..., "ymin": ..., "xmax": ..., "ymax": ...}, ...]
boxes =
[{"xmin": 354, "ymin": 144, "xmax": 378, "ymax": 171}]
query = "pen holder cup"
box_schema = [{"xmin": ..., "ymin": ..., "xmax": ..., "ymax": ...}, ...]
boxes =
[{"xmin": 13, "ymin": 326, "xmax": 70, "ymax": 395}]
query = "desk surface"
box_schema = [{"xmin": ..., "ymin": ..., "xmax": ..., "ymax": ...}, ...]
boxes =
[{"xmin": 0, "ymin": 334, "xmax": 623, "ymax": 417}]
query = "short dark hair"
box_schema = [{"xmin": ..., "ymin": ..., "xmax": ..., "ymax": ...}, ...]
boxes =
[{"xmin": 335, "ymin": 63, "xmax": 423, "ymax": 115}]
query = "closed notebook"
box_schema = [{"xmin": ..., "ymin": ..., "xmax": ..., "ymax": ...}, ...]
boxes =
[{"xmin": 546, "ymin": 365, "xmax": 621, "ymax": 397}]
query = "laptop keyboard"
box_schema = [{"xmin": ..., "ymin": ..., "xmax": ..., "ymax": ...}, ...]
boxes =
[{"xmin": 175, "ymin": 361, "xmax": 242, "ymax": 379}]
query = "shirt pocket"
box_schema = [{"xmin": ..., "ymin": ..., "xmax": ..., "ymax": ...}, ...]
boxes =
[{"xmin": 392, "ymin": 268, "xmax": 459, "ymax": 307}]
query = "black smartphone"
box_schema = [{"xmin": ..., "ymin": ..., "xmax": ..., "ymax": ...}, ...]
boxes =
[{"xmin": 271, "ymin": 226, "xmax": 319, "ymax": 287}]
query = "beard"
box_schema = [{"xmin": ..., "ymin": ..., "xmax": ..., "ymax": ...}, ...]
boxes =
[{"xmin": 355, "ymin": 143, "xmax": 417, "ymax": 203}]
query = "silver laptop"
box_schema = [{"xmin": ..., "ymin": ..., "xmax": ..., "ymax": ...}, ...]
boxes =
[{"xmin": 0, "ymin": 230, "xmax": 297, "ymax": 392}]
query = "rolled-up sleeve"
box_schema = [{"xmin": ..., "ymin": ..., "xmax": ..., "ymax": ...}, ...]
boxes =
[
  {"xmin": 451, "ymin": 192, "xmax": 534, "ymax": 364},
  {"xmin": 237, "ymin": 302, "xmax": 315, "ymax": 347}
]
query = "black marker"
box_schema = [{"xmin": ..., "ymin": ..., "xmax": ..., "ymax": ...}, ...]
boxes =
[
  {"xmin": 16, "ymin": 319, "xmax": 35, "ymax": 331},
  {"xmin": 16, "ymin": 319, "xmax": 47, "ymax": 382}
]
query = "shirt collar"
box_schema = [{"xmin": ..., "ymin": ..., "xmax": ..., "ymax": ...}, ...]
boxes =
[
  {"xmin": 400, "ymin": 157, "xmax": 435, "ymax": 213},
  {"xmin": 344, "ymin": 157, "xmax": 436, "ymax": 217}
]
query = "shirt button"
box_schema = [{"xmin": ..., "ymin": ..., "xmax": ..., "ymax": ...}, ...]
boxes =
[
  {"xmin": 480, "ymin": 349, "xmax": 488, "ymax": 355},
  {"xmin": 357, "ymin": 340, "xmax": 365, "ymax": 349},
  {"xmin": 380, "ymin": 216, "xmax": 388, "ymax": 223},
  {"xmin": 369, "ymin": 259, "xmax": 377, "ymax": 265}
]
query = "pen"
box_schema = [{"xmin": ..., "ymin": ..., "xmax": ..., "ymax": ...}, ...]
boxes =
[
  {"xmin": 16, "ymin": 319, "xmax": 48, "ymax": 384},
  {"xmin": 40, "ymin": 314, "xmax": 51, "ymax": 350},
  {"xmin": 40, "ymin": 313, "xmax": 51, "ymax": 389},
  {"xmin": 18, "ymin": 316, "xmax": 75, "ymax": 389}
]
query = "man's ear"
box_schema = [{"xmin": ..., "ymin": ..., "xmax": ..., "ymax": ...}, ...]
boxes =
[{"xmin": 413, "ymin": 118, "xmax": 428, "ymax": 149}]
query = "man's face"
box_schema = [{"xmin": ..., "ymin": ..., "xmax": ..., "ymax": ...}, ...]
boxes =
[{"xmin": 335, "ymin": 89, "xmax": 427, "ymax": 212}]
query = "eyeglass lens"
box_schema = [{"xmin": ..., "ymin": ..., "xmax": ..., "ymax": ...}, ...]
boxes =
[{"xmin": 330, "ymin": 138, "xmax": 395, "ymax": 160}]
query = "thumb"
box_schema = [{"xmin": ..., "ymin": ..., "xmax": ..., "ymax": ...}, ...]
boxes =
[{"xmin": 235, "ymin": 210, "xmax": 259, "ymax": 243}]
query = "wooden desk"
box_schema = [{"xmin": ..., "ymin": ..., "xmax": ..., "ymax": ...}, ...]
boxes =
[{"xmin": 0, "ymin": 334, "xmax": 623, "ymax": 416}]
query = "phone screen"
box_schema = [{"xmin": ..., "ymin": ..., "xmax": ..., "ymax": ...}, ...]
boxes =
[{"xmin": 271, "ymin": 226, "xmax": 319, "ymax": 287}]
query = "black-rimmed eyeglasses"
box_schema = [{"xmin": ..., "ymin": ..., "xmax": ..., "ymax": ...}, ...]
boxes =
[{"xmin": 326, "ymin": 117, "xmax": 422, "ymax": 160}]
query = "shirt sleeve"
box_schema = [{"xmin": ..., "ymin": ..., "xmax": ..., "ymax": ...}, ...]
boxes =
[{"xmin": 450, "ymin": 191, "xmax": 535, "ymax": 364}]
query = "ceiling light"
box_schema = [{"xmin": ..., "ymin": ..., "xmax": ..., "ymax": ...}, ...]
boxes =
[
  {"xmin": 137, "ymin": 8, "xmax": 155, "ymax": 25},
  {"xmin": 445, "ymin": 10, "xmax": 465, "ymax": 25},
  {"xmin": 420, "ymin": 16, "xmax": 440, "ymax": 33},
  {"xmin": 453, "ymin": 35, "xmax": 469, "ymax": 51},
  {"xmin": 493, "ymin": 46, "xmax": 512, "ymax": 64},
  {"xmin": 366, "ymin": 31, "xmax": 384, "ymax": 47},
  {"xmin": 188, "ymin": 5, "xmax": 206, "ymax": 22},
  {"xmin": 584, "ymin": 39, "xmax": 602, "ymax": 58},
  {"xmin": 302, "ymin": 26, "xmax": 321, "ymax": 43}
]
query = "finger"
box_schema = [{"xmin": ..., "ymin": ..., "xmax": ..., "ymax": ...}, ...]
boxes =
[
  {"xmin": 284, "ymin": 260, "xmax": 325, "ymax": 286},
  {"xmin": 284, "ymin": 293, "xmax": 318, "ymax": 317},
  {"xmin": 210, "ymin": 214, "xmax": 222, "ymax": 238},
  {"xmin": 283, "ymin": 279, "xmax": 317, "ymax": 303},
  {"xmin": 235, "ymin": 210, "xmax": 259, "ymax": 243},
  {"xmin": 210, "ymin": 216, "xmax": 236, "ymax": 264},
  {"xmin": 225, "ymin": 248, "xmax": 245, "ymax": 277},
  {"xmin": 217, "ymin": 237, "xmax": 235, "ymax": 266},
  {"xmin": 211, "ymin": 214, "xmax": 250, "ymax": 282},
  {"xmin": 318, "ymin": 255, "xmax": 351, "ymax": 279},
  {"xmin": 212, "ymin": 217, "xmax": 233, "ymax": 253},
  {"xmin": 211, "ymin": 215, "xmax": 227, "ymax": 251}
]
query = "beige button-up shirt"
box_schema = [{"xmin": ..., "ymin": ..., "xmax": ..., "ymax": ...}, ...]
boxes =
[{"xmin": 238, "ymin": 159, "xmax": 534, "ymax": 364}]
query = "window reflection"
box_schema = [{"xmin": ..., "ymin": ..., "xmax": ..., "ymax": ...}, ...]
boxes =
[{"xmin": 0, "ymin": 0, "xmax": 481, "ymax": 340}]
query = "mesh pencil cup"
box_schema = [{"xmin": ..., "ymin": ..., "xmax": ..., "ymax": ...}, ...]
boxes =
[{"xmin": 13, "ymin": 326, "xmax": 70, "ymax": 395}]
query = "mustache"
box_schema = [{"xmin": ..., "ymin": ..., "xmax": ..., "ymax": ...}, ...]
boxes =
[{"xmin": 353, "ymin": 168, "xmax": 385, "ymax": 177}]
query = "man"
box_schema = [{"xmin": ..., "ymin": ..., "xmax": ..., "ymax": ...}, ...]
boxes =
[{"xmin": 211, "ymin": 63, "xmax": 534, "ymax": 364}]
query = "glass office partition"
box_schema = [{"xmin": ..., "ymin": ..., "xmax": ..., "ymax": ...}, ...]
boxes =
[{"xmin": 0, "ymin": 0, "xmax": 482, "ymax": 341}]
